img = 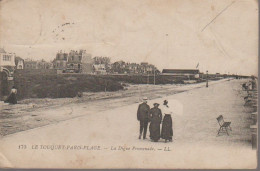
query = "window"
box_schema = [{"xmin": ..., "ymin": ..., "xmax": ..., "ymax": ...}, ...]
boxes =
[{"xmin": 3, "ymin": 55, "xmax": 11, "ymax": 61}]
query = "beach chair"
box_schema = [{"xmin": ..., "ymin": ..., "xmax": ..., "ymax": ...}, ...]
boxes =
[{"xmin": 216, "ymin": 115, "xmax": 232, "ymax": 136}]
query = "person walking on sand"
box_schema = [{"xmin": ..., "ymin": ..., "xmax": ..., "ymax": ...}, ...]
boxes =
[
  {"xmin": 161, "ymin": 100, "xmax": 173, "ymax": 143},
  {"xmin": 137, "ymin": 97, "xmax": 150, "ymax": 140},
  {"xmin": 149, "ymin": 103, "xmax": 162, "ymax": 142},
  {"xmin": 4, "ymin": 86, "xmax": 17, "ymax": 104}
]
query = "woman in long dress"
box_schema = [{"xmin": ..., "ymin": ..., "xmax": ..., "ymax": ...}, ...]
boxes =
[
  {"xmin": 4, "ymin": 86, "xmax": 17, "ymax": 104},
  {"xmin": 149, "ymin": 103, "xmax": 162, "ymax": 142},
  {"xmin": 161, "ymin": 100, "xmax": 173, "ymax": 142}
]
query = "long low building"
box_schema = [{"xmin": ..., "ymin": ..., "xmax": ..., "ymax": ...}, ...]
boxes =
[
  {"xmin": 162, "ymin": 69, "xmax": 199, "ymax": 75},
  {"xmin": 161, "ymin": 69, "xmax": 200, "ymax": 80}
]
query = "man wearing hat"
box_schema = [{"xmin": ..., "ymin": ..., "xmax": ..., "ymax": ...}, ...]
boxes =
[{"xmin": 137, "ymin": 97, "xmax": 150, "ymax": 139}]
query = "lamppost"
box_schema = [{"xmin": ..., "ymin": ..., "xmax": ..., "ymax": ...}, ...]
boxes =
[
  {"xmin": 166, "ymin": 34, "xmax": 168, "ymax": 59},
  {"xmin": 147, "ymin": 73, "xmax": 149, "ymax": 85},
  {"xmin": 153, "ymin": 68, "xmax": 156, "ymax": 85},
  {"xmin": 206, "ymin": 70, "xmax": 208, "ymax": 87},
  {"xmin": 147, "ymin": 69, "xmax": 149, "ymax": 85}
]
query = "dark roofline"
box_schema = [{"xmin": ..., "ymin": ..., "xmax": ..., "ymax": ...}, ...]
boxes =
[
  {"xmin": 162, "ymin": 69, "xmax": 199, "ymax": 74},
  {"xmin": 162, "ymin": 69, "xmax": 199, "ymax": 71},
  {"xmin": 15, "ymin": 56, "xmax": 24, "ymax": 61}
]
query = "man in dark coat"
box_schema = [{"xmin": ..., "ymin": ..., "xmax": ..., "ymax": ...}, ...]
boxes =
[{"xmin": 137, "ymin": 97, "xmax": 150, "ymax": 139}]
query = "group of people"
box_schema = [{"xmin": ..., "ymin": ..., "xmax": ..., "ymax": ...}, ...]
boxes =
[{"xmin": 137, "ymin": 97, "xmax": 173, "ymax": 143}]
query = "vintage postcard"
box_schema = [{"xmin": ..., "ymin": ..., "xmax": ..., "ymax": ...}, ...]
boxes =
[{"xmin": 0, "ymin": 0, "xmax": 258, "ymax": 169}]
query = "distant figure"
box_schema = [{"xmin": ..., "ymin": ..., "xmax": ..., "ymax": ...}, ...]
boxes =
[
  {"xmin": 149, "ymin": 103, "xmax": 162, "ymax": 142},
  {"xmin": 4, "ymin": 86, "xmax": 17, "ymax": 104},
  {"xmin": 242, "ymin": 83, "xmax": 248, "ymax": 90},
  {"xmin": 77, "ymin": 91, "xmax": 83, "ymax": 97},
  {"xmin": 161, "ymin": 100, "xmax": 173, "ymax": 143},
  {"xmin": 137, "ymin": 97, "xmax": 150, "ymax": 140}
]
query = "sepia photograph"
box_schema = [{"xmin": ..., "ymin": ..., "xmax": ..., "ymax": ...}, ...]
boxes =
[{"xmin": 0, "ymin": 0, "xmax": 258, "ymax": 169}]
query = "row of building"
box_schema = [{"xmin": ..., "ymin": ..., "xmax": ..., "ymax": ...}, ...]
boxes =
[
  {"xmin": 1, "ymin": 48, "xmax": 232, "ymax": 80},
  {"xmin": 1, "ymin": 48, "xmax": 221, "ymax": 80},
  {"xmin": 0, "ymin": 48, "xmax": 160, "ymax": 75}
]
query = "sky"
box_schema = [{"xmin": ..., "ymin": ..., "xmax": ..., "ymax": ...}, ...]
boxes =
[{"xmin": 0, "ymin": 0, "xmax": 258, "ymax": 75}]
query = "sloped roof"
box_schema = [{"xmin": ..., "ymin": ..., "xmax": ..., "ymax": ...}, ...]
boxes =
[
  {"xmin": 0, "ymin": 48, "xmax": 6, "ymax": 53},
  {"xmin": 15, "ymin": 56, "xmax": 24, "ymax": 61}
]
